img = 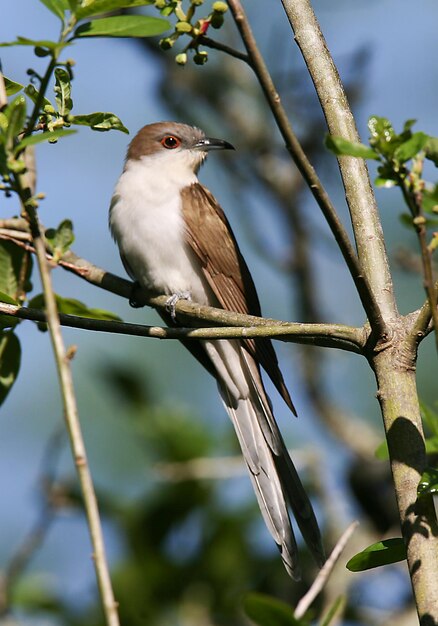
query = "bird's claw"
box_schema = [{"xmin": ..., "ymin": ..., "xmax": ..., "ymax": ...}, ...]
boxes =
[{"xmin": 165, "ymin": 291, "xmax": 192, "ymax": 321}]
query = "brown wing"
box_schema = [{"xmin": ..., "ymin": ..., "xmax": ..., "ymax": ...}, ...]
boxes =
[{"xmin": 181, "ymin": 182, "xmax": 296, "ymax": 415}]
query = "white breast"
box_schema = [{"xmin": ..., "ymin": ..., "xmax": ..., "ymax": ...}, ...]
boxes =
[{"xmin": 109, "ymin": 154, "xmax": 210, "ymax": 303}]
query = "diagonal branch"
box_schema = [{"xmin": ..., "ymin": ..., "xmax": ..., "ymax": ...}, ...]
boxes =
[
  {"xmin": 225, "ymin": 0, "xmax": 386, "ymax": 338},
  {"xmin": 280, "ymin": 0, "xmax": 397, "ymax": 327}
]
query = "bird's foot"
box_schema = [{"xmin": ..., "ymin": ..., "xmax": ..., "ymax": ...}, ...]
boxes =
[
  {"xmin": 165, "ymin": 291, "xmax": 192, "ymax": 321},
  {"xmin": 129, "ymin": 281, "xmax": 144, "ymax": 308}
]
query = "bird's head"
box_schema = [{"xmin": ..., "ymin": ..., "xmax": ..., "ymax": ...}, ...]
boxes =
[{"xmin": 125, "ymin": 121, "xmax": 235, "ymax": 174}]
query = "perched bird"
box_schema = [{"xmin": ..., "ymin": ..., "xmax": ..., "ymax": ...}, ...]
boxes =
[{"xmin": 109, "ymin": 121, "xmax": 324, "ymax": 578}]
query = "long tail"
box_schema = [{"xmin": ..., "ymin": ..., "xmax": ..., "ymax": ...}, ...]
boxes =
[{"xmin": 204, "ymin": 339, "xmax": 325, "ymax": 579}]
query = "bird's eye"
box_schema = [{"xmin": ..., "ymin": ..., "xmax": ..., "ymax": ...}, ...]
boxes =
[{"xmin": 161, "ymin": 135, "xmax": 181, "ymax": 149}]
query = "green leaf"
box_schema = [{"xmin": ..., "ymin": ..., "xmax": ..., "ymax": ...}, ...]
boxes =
[
  {"xmin": 417, "ymin": 467, "xmax": 438, "ymax": 498},
  {"xmin": 38, "ymin": 0, "xmax": 66, "ymax": 20},
  {"xmin": 76, "ymin": 0, "xmax": 153, "ymax": 19},
  {"xmin": 325, "ymin": 135, "xmax": 378, "ymax": 160},
  {"xmin": 243, "ymin": 593, "xmax": 302, "ymax": 626},
  {"xmin": 54, "ymin": 67, "xmax": 73, "ymax": 116},
  {"xmin": 15, "ymin": 129, "xmax": 76, "ymax": 154},
  {"xmin": 0, "ymin": 292, "xmax": 19, "ymax": 306},
  {"xmin": 393, "ymin": 132, "xmax": 429, "ymax": 163},
  {"xmin": 368, "ymin": 116, "xmax": 397, "ymax": 157},
  {"xmin": 0, "ymin": 331, "xmax": 21, "ymax": 406},
  {"xmin": 374, "ymin": 176, "xmax": 396, "ymax": 188},
  {"xmin": 346, "ymin": 538, "xmax": 406, "ymax": 572},
  {"xmin": 74, "ymin": 15, "xmax": 170, "ymax": 38},
  {"xmin": 69, "ymin": 112, "xmax": 128, "ymax": 133},
  {"xmin": 45, "ymin": 219, "xmax": 75, "ymax": 261},
  {"xmin": 0, "ymin": 37, "xmax": 64, "ymax": 50},
  {"xmin": 0, "ymin": 240, "xmax": 32, "ymax": 301},
  {"xmin": 423, "ymin": 186, "xmax": 438, "ymax": 214},
  {"xmin": 4, "ymin": 77, "xmax": 24, "ymax": 96},
  {"xmin": 425, "ymin": 136, "xmax": 438, "ymax": 167},
  {"xmin": 403, "ymin": 119, "xmax": 417, "ymax": 133},
  {"xmin": 4, "ymin": 95, "xmax": 27, "ymax": 150},
  {"xmin": 24, "ymin": 84, "xmax": 55, "ymax": 114},
  {"xmin": 29, "ymin": 294, "xmax": 122, "ymax": 322}
]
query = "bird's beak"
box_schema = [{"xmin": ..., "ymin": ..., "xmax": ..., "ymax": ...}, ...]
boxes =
[{"xmin": 193, "ymin": 137, "xmax": 235, "ymax": 151}]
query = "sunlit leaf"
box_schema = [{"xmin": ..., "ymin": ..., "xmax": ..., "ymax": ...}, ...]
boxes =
[
  {"xmin": 325, "ymin": 135, "xmax": 378, "ymax": 159},
  {"xmin": 0, "ymin": 331, "xmax": 21, "ymax": 406},
  {"xmin": 0, "ymin": 241, "xmax": 31, "ymax": 301},
  {"xmin": 346, "ymin": 538, "xmax": 406, "ymax": 572},
  {"xmin": 4, "ymin": 77, "xmax": 24, "ymax": 96},
  {"xmin": 76, "ymin": 0, "xmax": 153, "ymax": 19},
  {"xmin": 4, "ymin": 95, "xmax": 27, "ymax": 149},
  {"xmin": 29, "ymin": 293, "xmax": 122, "ymax": 322},
  {"xmin": 45, "ymin": 219, "xmax": 75, "ymax": 261},
  {"xmin": 368, "ymin": 115, "xmax": 397, "ymax": 156},
  {"xmin": 74, "ymin": 15, "xmax": 169, "ymax": 38},
  {"xmin": 425, "ymin": 136, "xmax": 438, "ymax": 167},
  {"xmin": 69, "ymin": 112, "xmax": 128, "ymax": 133},
  {"xmin": 14, "ymin": 129, "xmax": 76, "ymax": 154},
  {"xmin": 417, "ymin": 467, "xmax": 438, "ymax": 498},
  {"xmin": 38, "ymin": 0, "xmax": 66, "ymax": 20},
  {"xmin": 244, "ymin": 593, "xmax": 302, "ymax": 626},
  {"xmin": 393, "ymin": 132, "xmax": 428, "ymax": 163},
  {"xmin": 24, "ymin": 84, "xmax": 55, "ymax": 114},
  {"xmin": 0, "ymin": 37, "xmax": 65, "ymax": 50},
  {"xmin": 54, "ymin": 67, "xmax": 73, "ymax": 116}
]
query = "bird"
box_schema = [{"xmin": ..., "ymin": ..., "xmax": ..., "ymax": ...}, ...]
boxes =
[{"xmin": 109, "ymin": 121, "xmax": 324, "ymax": 579}]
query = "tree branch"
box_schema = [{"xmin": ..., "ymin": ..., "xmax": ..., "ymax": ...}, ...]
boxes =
[
  {"xmin": 280, "ymin": 0, "xmax": 397, "ymax": 328},
  {"xmin": 225, "ymin": 0, "xmax": 386, "ymax": 337},
  {"xmin": 0, "ymin": 300, "xmax": 365, "ymax": 353}
]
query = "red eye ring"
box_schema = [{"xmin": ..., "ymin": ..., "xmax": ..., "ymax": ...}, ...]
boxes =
[{"xmin": 161, "ymin": 135, "xmax": 181, "ymax": 149}]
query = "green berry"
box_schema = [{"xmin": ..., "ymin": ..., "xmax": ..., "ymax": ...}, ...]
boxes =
[
  {"xmin": 175, "ymin": 52, "xmax": 188, "ymax": 65},
  {"xmin": 210, "ymin": 12, "xmax": 224, "ymax": 28},
  {"xmin": 159, "ymin": 37, "xmax": 175, "ymax": 50},
  {"xmin": 212, "ymin": 1, "xmax": 228, "ymax": 13},
  {"xmin": 175, "ymin": 21, "xmax": 193, "ymax": 33},
  {"xmin": 193, "ymin": 50, "xmax": 208, "ymax": 65}
]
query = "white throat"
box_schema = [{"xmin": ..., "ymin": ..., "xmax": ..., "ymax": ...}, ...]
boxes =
[{"xmin": 109, "ymin": 152, "xmax": 210, "ymax": 302}]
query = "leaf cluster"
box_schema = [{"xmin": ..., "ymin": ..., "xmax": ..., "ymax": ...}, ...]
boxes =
[{"xmin": 326, "ymin": 117, "xmax": 438, "ymax": 238}]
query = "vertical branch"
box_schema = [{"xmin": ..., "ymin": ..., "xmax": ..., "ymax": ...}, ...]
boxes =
[
  {"xmin": 373, "ymin": 353, "xmax": 438, "ymax": 621},
  {"xmin": 226, "ymin": 0, "xmax": 386, "ymax": 337},
  {"xmin": 14, "ymin": 180, "xmax": 120, "ymax": 626},
  {"xmin": 280, "ymin": 0, "xmax": 398, "ymax": 324}
]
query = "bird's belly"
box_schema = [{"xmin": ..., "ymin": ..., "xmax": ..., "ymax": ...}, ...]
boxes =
[{"xmin": 111, "ymin": 195, "xmax": 210, "ymax": 304}]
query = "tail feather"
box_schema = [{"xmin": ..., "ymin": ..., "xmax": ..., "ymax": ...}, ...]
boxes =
[
  {"xmin": 221, "ymin": 388, "xmax": 300, "ymax": 580},
  {"xmin": 206, "ymin": 339, "xmax": 324, "ymax": 578}
]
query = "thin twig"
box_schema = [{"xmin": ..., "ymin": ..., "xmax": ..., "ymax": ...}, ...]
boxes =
[
  {"xmin": 226, "ymin": 0, "xmax": 386, "ymax": 337},
  {"xmin": 14, "ymin": 181, "xmax": 119, "ymax": 626},
  {"xmin": 279, "ymin": 0, "xmax": 396, "ymax": 330},
  {"xmin": 198, "ymin": 35, "xmax": 250, "ymax": 64},
  {"xmin": 0, "ymin": 300, "xmax": 365, "ymax": 352},
  {"xmin": 294, "ymin": 520, "xmax": 359, "ymax": 620}
]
